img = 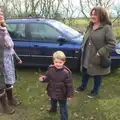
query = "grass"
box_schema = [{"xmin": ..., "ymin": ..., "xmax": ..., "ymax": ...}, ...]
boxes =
[
  {"xmin": 114, "ymin": 27, "xmax": 120, "ymax": 39},
  {"xmin": 65, "ymin": 18, "xmax": 120, "ymax": 38},
  {"xmin": 0, "ymin": 68, "xmax": 120, "ymax": 120},
  {"xmin": 65, "ymin": 19, "xmax": 89, "ymax": 25},
  {"xmin": 65, "ymin": 18, "xmax": 120, "ymax": 25}
]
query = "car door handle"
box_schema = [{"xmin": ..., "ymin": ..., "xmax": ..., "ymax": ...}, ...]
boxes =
[
  {"xmin": 33, "ymin": 45, "xmax": 47, "ymax": 49},
  {"xmin": 34, "ymin": 45, "xmax": 39, "ymax": 47},
  {"xmin": 75, "ymin": 50, "xmax": 79, "ymax": 53}
]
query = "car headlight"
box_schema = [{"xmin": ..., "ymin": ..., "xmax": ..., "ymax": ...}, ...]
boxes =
[{"xmin": 115, "ymin": 49, "xmax": 120, "ymax": 54}]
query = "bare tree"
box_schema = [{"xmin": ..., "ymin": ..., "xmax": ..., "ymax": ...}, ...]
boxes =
[
  {"xmin": 79, "ymin": 0, "xmax": 114, "ymax": 19},
  {"xmin": 60, "ymin": 0, "xmax": 82, "ymax": 25},
  {"xmin": 8, "ymin": 0, "xmax": 63, "ymax": 19},
  {"xmin": 10, "ymin": 0, "xmax": 24, "ymax": 17},
  {"xmin": 37, "ymin": 0, "xmax": 62, "ymax": 19},
  {"xmin": 112, "ymin": 0, "xmax": 120, "ymax": 24},
  {"xmin": 0, "ymin": 0, "xmax": 81, "ymax": 21},
  {"xmin": 0, "ymin": 0, "xmax": 12, "ymax": 18}
]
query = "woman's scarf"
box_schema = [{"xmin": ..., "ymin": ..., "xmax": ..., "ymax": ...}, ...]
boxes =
[{"xmin": 0, "ymin": 26, "xmax": 14, "ymax": 48}]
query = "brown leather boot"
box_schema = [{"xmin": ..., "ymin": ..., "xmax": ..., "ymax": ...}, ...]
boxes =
[
  {"xmin": 0, "ymin": 90, "xmax": 15, "ymax": 114},
  {"xmin": 6, "ymin": 85, "xmax": 21, "ymax": 106}
]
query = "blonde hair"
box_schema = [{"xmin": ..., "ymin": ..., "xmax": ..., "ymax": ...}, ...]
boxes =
[{"xmin": 53, "ymin": 51, "xmax": 66, "ymax": 61}]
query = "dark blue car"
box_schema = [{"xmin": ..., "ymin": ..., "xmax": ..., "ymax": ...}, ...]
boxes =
[{"xmin": 6, "ymin": 18, "xmax": 120, "ymax": 70}]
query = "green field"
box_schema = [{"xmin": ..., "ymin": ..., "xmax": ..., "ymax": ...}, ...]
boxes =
[
  {"xmin": 66, "ymin": 18, "xmax": 120, "ymax": 25},
  {"xmin": 65, "ymin": 18, "xmax": 120, "ymax": 39},
  {"xmin": 65, "ymin": 19, "xmax": 89, "ymax": 25},
  {"xmin": 0, "ymin": 68, "xmax": 120, "ymax": 120},
  {"xmin": 114, "ymin": 27, "xmax": 120, "ymax": 39}
]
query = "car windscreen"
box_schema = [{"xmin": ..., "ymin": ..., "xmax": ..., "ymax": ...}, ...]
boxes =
[{"xmin": 49, "ymin": 21, "xmax": 80, "ymax": 38}]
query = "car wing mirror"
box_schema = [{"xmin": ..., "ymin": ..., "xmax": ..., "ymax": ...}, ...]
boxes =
[
  {"xmin": 57, "ymin": 36, "xmax": 67, "ymax": 42},
  {"xmin": 78, "ymin": 31, "xmax": 84, "ymax": 35}
]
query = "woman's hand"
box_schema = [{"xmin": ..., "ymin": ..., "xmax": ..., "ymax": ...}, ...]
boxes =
[
  {"xmin": 96, "ymin": 52, "xmax": 100, "ymax": 56},
  {"xmin": 18, "ymin": 60, "xmax": 22, "ymax": 64},
  {"xmin": 0, "ymin": 9, "xmax": 6, "ymax": 27}
]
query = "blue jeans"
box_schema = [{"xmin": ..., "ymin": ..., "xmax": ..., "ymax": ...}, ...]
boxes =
[
  {"xmin": 80, "ymin": 68, "xmax": 102, "ymax": 93},
  {"xmin": 51, "ymin": 98, "xmax": 68, "ymax": 120}
]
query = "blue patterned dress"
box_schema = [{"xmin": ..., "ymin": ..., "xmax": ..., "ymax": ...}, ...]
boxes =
[
  {"xmin": 3, "ymin": 48, "xmax": 15, "ymax": 85},
  {"xmin": 2, "ymin": 27, "xmax": 20, "ymax": 85}
]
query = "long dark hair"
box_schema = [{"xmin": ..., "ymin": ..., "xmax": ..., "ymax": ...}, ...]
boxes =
[{"xmin": 89, "ymin": 7, "xmax": 112, "ymax": 26}]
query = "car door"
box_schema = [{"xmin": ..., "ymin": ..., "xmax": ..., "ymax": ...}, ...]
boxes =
[
  {"xmin": 7, "ymin": 23, "xmax": 31, "ymax": 65},
  {"xmin": 28, "ymin": 23, "xmax": 76, "ymax": 68}
]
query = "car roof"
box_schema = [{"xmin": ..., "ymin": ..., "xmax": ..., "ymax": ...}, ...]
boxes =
[{"xmin": 6, "ymin": 18, "xmax": 57, "ymax": 24}]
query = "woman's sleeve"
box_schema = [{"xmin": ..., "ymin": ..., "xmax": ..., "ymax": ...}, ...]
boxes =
[
  {"xmin": 12, "ymin": 49, "xmax": 21, "ymax": 62},
  {"xmin": 97, "ymin": 25, "xmax": 116, "ymax": 56},
  {"xmin": 42, "ymin": 70, "xmax": 49, "ymax": 83}
]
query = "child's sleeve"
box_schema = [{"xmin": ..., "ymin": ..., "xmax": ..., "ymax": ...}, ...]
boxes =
[
  {"xmin": 40, "ymin": 65, "xmax": 53, "ymax": 83},
  {"xmin": 64, "ymin": 72, "xmax": 74, "ymax": 98},
  {"xmin": 41, "ymin": 70, "xmax": 50, "ymax": 83}
]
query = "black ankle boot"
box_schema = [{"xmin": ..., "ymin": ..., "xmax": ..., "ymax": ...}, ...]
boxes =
[
  {"xmin": 6, "ymin": 84, "xmax": 21, "ymax": 106},
  {"xmin": 0, "ymin": 89, "xmax": 15, "ymax": 114},
  {"xmin": 48, "ymin": 106, "xmax": 57, "ymax": 113}
]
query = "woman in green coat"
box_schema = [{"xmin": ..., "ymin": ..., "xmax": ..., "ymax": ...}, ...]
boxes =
[{"xmin": 75, "ymin": 7, "xmax": 116, "ymax": 98}]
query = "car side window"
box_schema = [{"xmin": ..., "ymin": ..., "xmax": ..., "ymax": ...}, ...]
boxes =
[
  {"xmin": 28, "ymin": 23, "xmax": 61, "ymax": 42},
  {"xmin": 7, "ymin": 24, "xmax": 26, "ymax": 40}
]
